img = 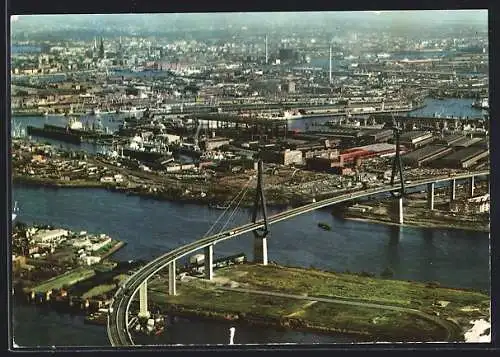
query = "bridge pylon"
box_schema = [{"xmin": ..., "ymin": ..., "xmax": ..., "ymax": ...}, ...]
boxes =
[
  {"xmin": 389, "ymin": 116, "xmax": 406, "ymax": 224},
  {"xmin": 252, "ymin": 159, "xmax": 269, "ymax": 265},
  {"xmin": 138, "ymin": 280, "xmax": 150, "ymax": 320}
]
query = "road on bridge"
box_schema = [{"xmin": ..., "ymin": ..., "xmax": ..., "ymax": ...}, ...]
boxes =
[{"xmin": 108, "ymin": 170, "xmax": 488, "ymax": 346}]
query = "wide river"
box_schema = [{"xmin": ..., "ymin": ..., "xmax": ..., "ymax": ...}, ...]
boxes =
[
  {"xmin": 11, "ymin": 97, "xmax": 489, "ymax": 347},
  {"xmin": 11, "ymin": 184, "xmax": 489, "ymax": 347}
]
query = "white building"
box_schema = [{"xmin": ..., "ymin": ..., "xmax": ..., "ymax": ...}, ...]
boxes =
[
  {"xmin": 32, "ymin": 229, "xmax": 68, "ymax": 243},
  {"xmin": 81, "ymin": 255, "xmax": 101, "ymax": 266},
  {"xmin": 72, "ymin": 238, "xmax": 91, "ymax": 248},
  {"xmin": 89, "ymin": 237, "xmax": 112, "ymax": 252},
  {"xmin": 450, "ymin": 194, "xmax": 490, "ymax": 214}
]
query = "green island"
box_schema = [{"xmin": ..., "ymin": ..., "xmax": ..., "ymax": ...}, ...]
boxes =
[{"xmin": 146, "ymin": 264, "xmax": 489, "ymax": 342}]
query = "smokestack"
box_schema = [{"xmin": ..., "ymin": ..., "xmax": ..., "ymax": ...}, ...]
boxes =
[
  {"xmin": 329, "ymin": 45, "xmax": 332, "ymax": 84},
  {"xmin": 265, "ymin": 35, "xmax": 268, "ymax": 64}
]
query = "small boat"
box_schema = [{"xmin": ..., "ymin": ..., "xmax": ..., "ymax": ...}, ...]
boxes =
[
  {"xmin": 210, "ymin": 203, "xmax": 229, "ymax": 210},
  {"xmin": 12, "ymin": 201, "xmax": 18, "ymax": 221},
  {"xmin": 472, "ymin": 98, "xmax": 489, "ymax": 110},
  {"xmin": 318, "ymin": 222, "xmax": 331, "ymax": 231}
]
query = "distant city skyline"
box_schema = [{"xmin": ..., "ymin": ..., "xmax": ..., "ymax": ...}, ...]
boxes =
[{"xmin": 11, "ymin": 10, "xmax": 487, "ymax": 31}]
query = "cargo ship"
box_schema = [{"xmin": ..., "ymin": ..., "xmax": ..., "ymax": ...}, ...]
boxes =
[
  {"xmin": 122, "ymin": 147, "xmax": 172, "ymax": 163},
  {"xmin": 121, "ymin": 136, "xmax": 173, "ymax": 164},
  {"xmin": 27, "ymin": 124, "xmax": 82, "ymax": 144},
  {"xmin": 472, "ymin": 98, "xmax": 489, "ymax": 110},
  {"xmin": 172, "ymin": 143, "xmax": 203, "ymax": 159}
]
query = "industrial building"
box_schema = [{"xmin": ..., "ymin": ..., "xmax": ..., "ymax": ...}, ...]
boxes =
[
  {"xmin": 32, "ymin": 229, "xmax": 69, "ymax": 244},
  {"xmin": 311, "ymin": 128, "xmax": 389, "ymax": 148},
  {"xmin": 450, "ymin": 137, "xmax": 483, "ymax": 148},
  {"xmin": 402, "ymin": 145, "xmax": 453, "ymax": 167},
  {"xmin": 432, "ymin": 147, "xmax": 489, "ymax": 169},
  {"xmin": 450, "ymin": 194, "xmax": 489, "ymax": 214},
  {"xmin": 305, "ymin": 156, "xmax": 343, "ymax": 172},
  {"xmin": 365, "ymin": 129, "xmax": 393, "ymax": 144},
  {"xmin": 304, "ymin": 148, "xmax": 340, "ymax": 160},
  {"xmin": 202, "ymin": 137, "xmax": 231, "ymax": 151},
  {"xmin": 436, "ymin": 134, "xmax": 466, "ymax": 146},
  {"xmin": 305, "ymin": 143, "xmax": 396, "ymax": 172},
  {"xmin": 399, "ymin": 131, "xmax": 434, "ymax": 149},
  {"xmin": 339, "ymin": 143, "xmax": 397, "ymax": 164},
  {"xmin": 259, "ymin": 149, "xmax": 303, "ymax": 166}
]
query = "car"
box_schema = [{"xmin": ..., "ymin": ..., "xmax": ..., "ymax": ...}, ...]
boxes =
[{"xmin": 229, "ymin": 231, "xmax": 235, "ymax": 236}]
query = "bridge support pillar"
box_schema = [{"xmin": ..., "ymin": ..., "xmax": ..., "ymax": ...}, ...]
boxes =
[
  {"xmin": 394, "ymin": 197, "xmax": 404, "ymax": 225},
  {"xmin": 450, "ymin": 179, "xmax": 456, "ymax": 201},
  {"xmin": 168, "ymin": 260, "xmax": 177, "ymax": 296},
  {"xmin": 254, "ymin": 237, "xmax": 268, "ymax": 265},
  {"xmin": 204, "ymin": 244, "xmax": 214, "ymax": 280},
  {"xmin": 469, "ymin": 176, "xmax": 475, "ymax": 198},
  {"xmin": 138, "ymin": 280, "xmax": 150, "ymax": 319},
  {"xmin": 427, "ymin": 183, "xmax": 435, "ymax": 210}
]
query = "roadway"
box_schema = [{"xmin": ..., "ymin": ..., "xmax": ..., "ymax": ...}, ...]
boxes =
[{"xmin": 108, "ymin": 170, "xmax": 488, "ymax": 346}]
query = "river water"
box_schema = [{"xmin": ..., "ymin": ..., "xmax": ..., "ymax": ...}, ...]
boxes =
[
  {"xmin": 12, "ymin": 97, "xmax": 485, "ymax": 145},
  {"xmin": 11, "ymin": 184, "xmax": 489, "ymax": 347},
  {"xmin": 11, "ymin": 97, "xmax": 490, "ymax": 347}
]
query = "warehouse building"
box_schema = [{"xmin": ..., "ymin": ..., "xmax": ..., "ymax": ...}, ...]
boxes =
[
  {"xmin": 365, "ymin": 129, "xmax": 393, "ymax": 144},
  {"xmin": 202, "ymin": 137, "xmax": 231, "ymax": 151},
  {"xmin": 399, "ymin": 131, "xmax": 434, "ymax": 149},
  {"xmin": 451, "ymin": 137, "xmax": 483, "ymax": 148},
  {"xmin": 436, "ymin": 134, "xmax": 466, "ymax": 146},
  {"xmin": 471, "ymin": 138, "xmax": 489, "ymax": 149},
  {"xmin": 402, "ymin": 145, "xmax": 453, "ymax": 167},
  {"xmin": 260, "ymin": 149, "xmax": 303, "ymax": 166},
  {"xmin": 306, "ymin": 156, "xmax": 343, "ymax": 172},
  {"xmin": 450, "ymin": 194, "xmax": 489, "ymax": 214},
  {"xmin": 339, "ymin": 143, "xmax": 398, "ymax": 164},
  {"xmin": 432, "ymin": 147, "xmax": 489, "ymax": 169}
]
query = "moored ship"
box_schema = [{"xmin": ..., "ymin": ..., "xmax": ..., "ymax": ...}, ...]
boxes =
[
  {"xmin": 27, "ymin": 124, "xmax": 83, "ymax": 144},
  {"xmin": 472, "ymin": 98, "xmax": 489, "ymax": 110}
]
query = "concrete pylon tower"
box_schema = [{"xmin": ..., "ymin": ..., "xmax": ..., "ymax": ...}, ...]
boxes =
[
  {"xmin": 252, "ymin": 160, "xmax": 269, "ymax": 265},
  {"xmin": 329, "ymin": 45, "xmax": 333, "ymax": 84}
]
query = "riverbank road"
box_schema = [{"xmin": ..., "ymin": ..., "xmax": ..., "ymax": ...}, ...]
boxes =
[{"xmin": 217, "ymin": 286, "xmax": 463, "ymax": 341}]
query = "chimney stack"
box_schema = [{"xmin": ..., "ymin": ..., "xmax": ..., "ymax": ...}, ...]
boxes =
[
  {"xmin": 265, "ymin": 35, "xmax": 268, "ymax": 64},
  {"xmin": 329, "ymin": 45, "xmax": 332, "ymax": 84}
]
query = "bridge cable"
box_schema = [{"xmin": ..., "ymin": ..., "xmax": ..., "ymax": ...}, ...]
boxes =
[
  {"xmin": 203, "ymin": 176, "xmax": 255, "ymax": 237},
  {"xmin": 218, "ymin": 180, "xmax": 253, "ymax": 234},
  {"xmin": 219, "ymin": 177, "xmax": 255, "ymax": 233}
]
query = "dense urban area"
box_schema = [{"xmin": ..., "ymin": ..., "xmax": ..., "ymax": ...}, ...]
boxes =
[{"xmin": 10, "ymin": 12, "xmax": 490, "ymax": 347}]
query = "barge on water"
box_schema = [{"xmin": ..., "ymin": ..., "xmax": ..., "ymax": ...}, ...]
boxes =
[{"xmin": 27, "ymin": 124, "xmax": 82, "ymax": 144}]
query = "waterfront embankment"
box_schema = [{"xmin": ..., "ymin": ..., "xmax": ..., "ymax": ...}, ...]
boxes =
[
  {"xmin": 13, "ymin": 172, "xmax": 490, "ymax": 232},
  {"xmin": 336, "ymin": 184, "xmax": 490, "ymax": 233},
  {"xmin": 146, "ymin": 264, "xmax": 489, "ymax": 342}
]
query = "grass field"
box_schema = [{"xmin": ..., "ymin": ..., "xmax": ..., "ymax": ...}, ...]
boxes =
[
  {"xmin": 218, "ymin": 264, "xmax": 489, "ymax": 321},
  {"xmin": 31, "ymin": 267, "xmax": 96, "ymax": 293},
  {"xmin": 144, "ymin": 264, "xmax": 489, "ymax": 341}
]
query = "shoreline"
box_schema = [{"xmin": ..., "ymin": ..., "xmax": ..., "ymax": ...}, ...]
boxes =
[
  {"xmin": 14, "ymin": 175, "xmax": 489, "ymax": 233},
  {"xmin": 164, "ymin": 306, "xmax": 374, "ymax": 341},
  {"xmin": 145, "ymin": 264, "xmax": 489, "ymax": 342},
  {"xmin": 340, "ymin": 215, "xmax": 490, "ymax": 233}
]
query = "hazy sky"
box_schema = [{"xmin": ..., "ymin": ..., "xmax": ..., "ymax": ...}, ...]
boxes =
[{"xmin": 10, "ymin": 10, "xmax": 488, "ymax": 35}]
